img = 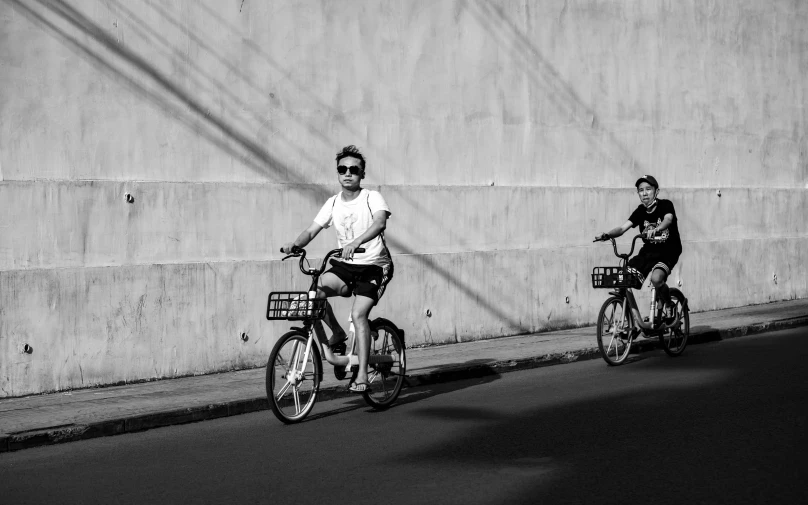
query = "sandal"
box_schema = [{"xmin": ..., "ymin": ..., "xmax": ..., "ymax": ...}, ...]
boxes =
[{"xmin": 348, "ymin": 381, "xmax": 370, "ymax": 394}]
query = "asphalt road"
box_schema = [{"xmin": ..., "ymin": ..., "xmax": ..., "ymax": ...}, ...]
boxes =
[{"xmin": 2, "ymin": 327, "xmax": 807, "ymax": 505}]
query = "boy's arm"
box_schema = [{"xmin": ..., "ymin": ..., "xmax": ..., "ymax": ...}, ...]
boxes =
[
  {"xmin": 597, "ymin": 220, "xmax": 633, "ymax": 241},
  {"xmin": 281, "ymin": 222, "xmax": 324, "ymax": 253},
  {"xmin": 342, "ymin": 211, "xmax": 389, "ymax": 260},
  {"xmin": 647, "ymin": 214, "xmax": 674, "ymax": 239}
]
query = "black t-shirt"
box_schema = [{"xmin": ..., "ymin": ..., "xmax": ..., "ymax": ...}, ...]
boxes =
[{"xmin": 629, "ymin": 198, "xmax": 682, "ymax": 255}]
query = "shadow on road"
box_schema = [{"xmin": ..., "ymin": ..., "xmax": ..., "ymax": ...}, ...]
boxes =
[
  {"xmin": 305, "ymin": 361, "xmax": 503, "ymax": 422},
  {"xmin": 397, "ymin": 330, "xmax": 808, "ymax": 503}
]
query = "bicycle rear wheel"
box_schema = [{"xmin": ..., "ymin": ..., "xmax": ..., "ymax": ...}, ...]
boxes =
[
  {"xmin": 362, "ymin": 319, "xmax": 406, "ymax": 410},
  {"xmin": 660, "ymin": 289, "xmax": 689, "ymax": 357},
  {"xmin": 266, "ymin": 330, "xmax": 322, "ymax": 424},
  {"xmin": 597, "ymin": 296, "xmax": 634, "ymax": 366}
]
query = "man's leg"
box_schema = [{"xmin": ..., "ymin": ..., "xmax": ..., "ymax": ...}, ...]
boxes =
[
  {"xmin": 350, "ymin": 295, "xmax": 376, "ymax": 388},
  {"xmin": 313, "ymin": 272, "xmax": 350, "ymax": 347}
]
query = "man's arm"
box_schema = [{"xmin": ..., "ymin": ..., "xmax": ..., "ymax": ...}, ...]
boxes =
[
  {"xmin": 597, "ymin": 220, "xmax": 633, "ymax": 241},
  {"xmin": 281, "ymin": 222, "xmax": 324, "ymax": 253},
  {"xmin": 341, "ymin": 211, "xmax": 388, "ymax": 260}
]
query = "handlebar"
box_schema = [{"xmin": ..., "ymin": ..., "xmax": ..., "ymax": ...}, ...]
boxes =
[
  {"xmin": 594, "ymin": 234, "xmax": 644, "ymax": 260},
  {"xmin": 279, "ymin": 246, "xmax": 366, "ymax": 276}
]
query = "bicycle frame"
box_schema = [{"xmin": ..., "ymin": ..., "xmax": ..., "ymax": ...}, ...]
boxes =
[
  {"xmin": 281, "ymin": 247, "xmax": 396, "ymax": 369},
  {"xmin": 600, "ymin": 235, "xmax": 683, "ymax": 335}
]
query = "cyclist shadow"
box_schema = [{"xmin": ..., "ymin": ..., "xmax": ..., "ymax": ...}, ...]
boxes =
[
  {"xmin": 306, "ymin": 359, "xmax": 502, "ymax": 421},
  {"xmin": 393, "ymin": 359, "xmax": 504, "ymax": 408}
]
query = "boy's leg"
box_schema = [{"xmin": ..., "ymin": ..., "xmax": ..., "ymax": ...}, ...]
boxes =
[{"xmin": 649, "ymin": 268, "xmax": 675, "ymax": 321}]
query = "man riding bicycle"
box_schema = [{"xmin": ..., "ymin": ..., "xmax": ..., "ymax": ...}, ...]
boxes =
[
  {"xmin": 281, "ymin": 145, "xmax": 393, "ymax": 393},
  {"xmin": 596, "ymin": 175, "xmax": 682, "ymax": 322}
]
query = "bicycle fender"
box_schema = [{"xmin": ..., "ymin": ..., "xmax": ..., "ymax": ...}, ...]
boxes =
[
  {"xmin": 669, "ymin": 288, "xmax": 688, "ymax": 310},
  {"xmin": 290, "ymin": 326, "xmax": 306, "ymax": 333},
  {"xmin": 370, "ymin": 317, "xmax": 404, "ymax": 344}
]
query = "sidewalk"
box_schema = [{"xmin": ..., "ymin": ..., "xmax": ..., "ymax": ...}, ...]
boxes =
[{"xmin": 2, "ymin": 299, "xmax": 807, "ymax": 453}]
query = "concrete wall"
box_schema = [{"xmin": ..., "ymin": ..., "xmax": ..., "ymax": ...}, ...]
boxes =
[{"xmin": 1, "ymin": 0, "xmax": 806, "ymax": 396}]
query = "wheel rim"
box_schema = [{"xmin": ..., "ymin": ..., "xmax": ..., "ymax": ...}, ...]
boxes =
[
  {"xmin": 364, "ymin": 325, "xmax": 405, "ymax": 407},
  {"xmin": 598, "ymin": 299, "xmax": 632, "ymax": 364},
  {"xmin": 269, "ymin": 335, "xmax": 318, "ymax": 421}
]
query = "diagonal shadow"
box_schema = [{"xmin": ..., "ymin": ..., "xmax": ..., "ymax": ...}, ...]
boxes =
[
  {"xmin": 7, "ymin": 0, "xmax": 651, "ymax": 337},
  {"xmin": 103, "ymin": 0, "xmax": 330, "ymax": 169},
  {"xmin": 463, "ymin": 0, "xmax": 646, "ymax": 178},
  {"xmin": 7, "ymin": 0, "xmax": 307, "ymax": 185},
  {"xmin": 9, "ymin": 0, "xmax": 528, "ymax": 334}
]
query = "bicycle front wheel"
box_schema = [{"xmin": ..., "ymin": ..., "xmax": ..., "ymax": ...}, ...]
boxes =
[
  {"xmin": 363, "ymin": 319, "xmax": 406, "ymax": 410},
  {"xmin": 660, "ymin": 288, "xmax": 689, "ymax": 357},
  {"xmin": 266, "ymin": 330, "xmax": 322, "ymax": 424},
  {"xmin": 597, "ymin": 296, "xmax": 634, "ymax": 366}
]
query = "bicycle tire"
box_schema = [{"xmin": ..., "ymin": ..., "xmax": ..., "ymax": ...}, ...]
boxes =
[
  {"xmin": 597, "ymin": 296, "xmax": 634, "ymax": 366},
  {"xmin": 660, "ymin": 288, "xmax": 689, "ymax": 357},
  {"xmin": 266, "ymin": 330, "xmax": 322, "ymax": 424},
  {"xmin": 362, "ymin": 318, "xmax": 406, "ymax": 409}
]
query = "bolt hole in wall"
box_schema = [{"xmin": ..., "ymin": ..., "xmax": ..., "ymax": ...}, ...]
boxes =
[
  {"xmin": 23, "ymin": 344, "xmax": 33, "ymax": 354},
  {"xmin": 124, "ymin": 193, "xmax": 134, "ymax": 203},
  {"xmin": 241, "ymin": 332, "xmax": 249, "ymax": 342}
]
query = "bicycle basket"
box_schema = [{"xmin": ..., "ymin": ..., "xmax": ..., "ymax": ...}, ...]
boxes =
[
  {"xmin": 591, "ymin": 267, "xmax": 643, "ymax": 289},
  {"xmin": 266, "ymin": 292, "xmax": 327, "ymax": 320}
]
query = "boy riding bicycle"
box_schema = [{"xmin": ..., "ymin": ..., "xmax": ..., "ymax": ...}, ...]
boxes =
[
  {"xmin": 596, "ymin": 175, "xmax": 682, "ymax": 321},
  {"xmin": 281, "ymin": 145, "xmax": 393, "ymax": 394}
]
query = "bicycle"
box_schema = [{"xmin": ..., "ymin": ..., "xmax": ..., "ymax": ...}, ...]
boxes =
[
  {"xmin": 591, "ymin": 234, "xmax": 690, "ymax": 365},
  {"xmin": 265, "ymin": 246, "xmax": 406, "ymax": 423}
]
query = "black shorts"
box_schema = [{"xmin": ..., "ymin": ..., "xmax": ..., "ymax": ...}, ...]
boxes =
[
  {"xmin": 627, "ymin": 248, "xmax": 680, "ymax": 284},
  {"xmin": 326, "ymin": 259, "xmax": 394, "ymax": 303}
]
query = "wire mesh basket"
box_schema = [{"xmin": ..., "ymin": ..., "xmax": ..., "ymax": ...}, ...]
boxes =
[
  {"xmin": 591, "ymin": 267, "xmax": 643, "ymax": 289},
  {"xmin": 266, "ymin": 292, "xmax": 328, "ymax": 320}
]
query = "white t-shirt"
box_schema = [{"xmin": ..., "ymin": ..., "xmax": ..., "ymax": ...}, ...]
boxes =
[{"xmin": 314, "ymin": 188, "xmax": 392, "ymax": 267}]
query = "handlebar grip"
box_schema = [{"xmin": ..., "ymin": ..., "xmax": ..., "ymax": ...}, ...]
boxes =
[{"xmin": 280, "ymin": 246, "xmax": 303, "ymax": 254}]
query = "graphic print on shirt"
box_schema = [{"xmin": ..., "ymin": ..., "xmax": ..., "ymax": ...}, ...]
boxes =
[
  {"xmin": 340, "ymin": 213, "xmax": 358, "ymax": 241},
  {"xmin": 643, "ymin": 217, "xmax": 669, "ymax": 244}
]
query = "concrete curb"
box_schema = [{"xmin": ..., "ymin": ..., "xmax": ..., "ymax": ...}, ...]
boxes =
[{"xmin": 2, "ymin": 315, "xmax": 807, "ymax": 453}]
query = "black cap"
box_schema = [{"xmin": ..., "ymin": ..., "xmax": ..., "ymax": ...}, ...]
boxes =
[{"xmin": 635, "ymin": 175, "xmax": 659, "ymax": 189}]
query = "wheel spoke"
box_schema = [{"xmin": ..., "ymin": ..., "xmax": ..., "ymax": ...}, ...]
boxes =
[
  {"xmin": 276, "ymin": 380, "xmax": 292, "ymax": 400},
  {"xmin": 292, "ymin": 387, "xmax": 301, "ymax": 413}
]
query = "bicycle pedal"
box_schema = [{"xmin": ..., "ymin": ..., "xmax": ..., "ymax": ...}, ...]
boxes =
[{"xmin": 329, "ymin": 341, "xmax": 347, "ymax": 355}]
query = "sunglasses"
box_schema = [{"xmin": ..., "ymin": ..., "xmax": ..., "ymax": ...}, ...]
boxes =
[{"xmin": 337, "ymin": 165, "xmax": 362, "ymax": 176}]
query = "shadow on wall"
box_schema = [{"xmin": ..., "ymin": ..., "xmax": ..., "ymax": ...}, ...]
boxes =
[
  {"xmin": 9, "ymin": 0, "xmax": 647, "ymax": 337},
  {"xmin": 8, "ymin": 0, "xmax": 302, "ymax": 183},
  {"xmin": 463, "ymin": 0, "xmax": 644, "ymax": 176}
]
